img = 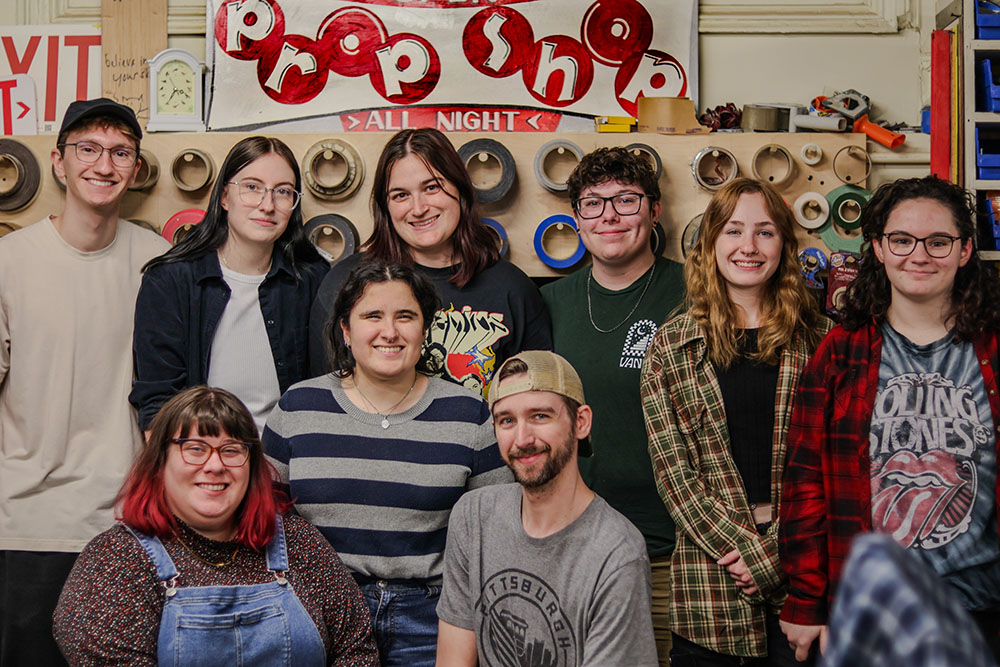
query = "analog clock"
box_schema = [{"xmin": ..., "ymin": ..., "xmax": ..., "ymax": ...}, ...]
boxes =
[{"xmin": 147, "ymin": 49, "xmax": 205, "ymax": 132}]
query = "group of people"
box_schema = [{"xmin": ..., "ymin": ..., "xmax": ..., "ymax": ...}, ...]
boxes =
[{"xmin": 1, "ymin": 96, "xmax": 998, "ymax": 667}]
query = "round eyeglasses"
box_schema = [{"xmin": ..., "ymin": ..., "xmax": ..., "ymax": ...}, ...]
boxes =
[
  {"xmin": 574, "ymin": 193, "xmax": 647, "ymax": 219},
  {"xmin": 227, "ymin": 180, "xmax": 301, "ymax": 211},
  {"xmin": 881, "ymin": 231, "xmax": 962, "ymax": 258},
  {"xmin": 60, "ymin": 141, "xmax": 138, "ymax": 169},
  {"xmin": 172, "ymin": 438, "xmax": 251, "ymax": 467}
]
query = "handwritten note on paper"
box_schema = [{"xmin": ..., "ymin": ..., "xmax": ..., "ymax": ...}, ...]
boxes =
[{"xmin": 101, "ymin": 0, "xmax": 166, "ymax": 127}]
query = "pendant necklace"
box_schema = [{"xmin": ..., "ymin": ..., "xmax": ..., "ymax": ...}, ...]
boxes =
[
  {"xmin": 587, "ymin": 263, "xmax": 655, "ymax": 334},
  {"xmin": 353, "ymin": 375, "xmax": 418, "ymax": 429},
  {"xmin": 172, "ymin": 529, "xmax": 239, "ymax": 568}
]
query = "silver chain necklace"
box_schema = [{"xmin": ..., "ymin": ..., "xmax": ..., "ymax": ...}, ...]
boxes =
[
  {"xmin": 353, "ymin": 375, "xmax": 418, "ymax": 429},
  {"xmin": 586, "ymin": 263, "xmax": 655, "ymax": 334}
]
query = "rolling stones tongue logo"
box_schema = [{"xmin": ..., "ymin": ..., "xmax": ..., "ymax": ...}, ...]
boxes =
[{"xmin": 871, "ymin": 450, "xmax": 975, "ymax": 549}]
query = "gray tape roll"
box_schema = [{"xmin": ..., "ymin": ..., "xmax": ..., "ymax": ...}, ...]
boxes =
[
  {"xmin": 751, "ymin": 144, "xmax": 795, "ymax": 187},
  {"xmin": 458, "ymin": 139, "xmax": 516, "ymax": 204},
  {"xmin": 130, "ymin": 149, "xmax": 160, "ymax": 191},
  {"xmin": 625, "ymin": 143, "xmax": 663, "ymax": 180},
  {"xmin": 0, "ymin": 139, "xmax": 41, "ymax": 212},
  {"xmin": 691, "ymin": 147, "xmax": 738, "ymax": 191},
  {"xmin": 170, "ymin": 149, "xmax": 215, "ymax": 192},
  {"xmin": 303, "ymin": 139, "xmax": 364, "ymax": 201},
  {"xmin": 793, "ymin": 192, "xmax": 830, "ymax": 230},
  {"xmin": 741, "ymin": 104, "xmax": 781, "ymax": 131},
  {"xmin": 534, "ymin": 140, "xmax": 584, "ymax": 193},
  {"xmin": 303, "ymin": 214, "xmax": 359, "ymax": 265}
]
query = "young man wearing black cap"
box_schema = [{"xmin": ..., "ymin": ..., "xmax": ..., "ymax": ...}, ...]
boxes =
[
  {"xmin": 436, "ymin": 351, "xmax": 657, "ymax": 667},
  {"xmin": 0, "ymin": 98, "xmax": 168, "ymax": 664},
  {"xmin": 541, "ymin": 147, "xmax": 685, "ymax": 665}
]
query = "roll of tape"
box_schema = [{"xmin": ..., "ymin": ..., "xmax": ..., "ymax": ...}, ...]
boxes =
[
  {"xmin": 691, "ymin": 147, "xmax": 738, "ymax": 191},
  {"xmin": 832, "ymin": 145, "xmax": 871, "ymax": 185},
  {"xmin": 170, "ymin": 149, "xmax": 215, "ymax": 192},
  {"xmin": 798, "ymin": 247, "xmax": 828, "ymax": 289},
  {"xmin": 128, "ymin": 219, "xmax": 158, "ymax": 234},
  {"xmin": 130, "ymin": 149, "xmax": 160, "ymax": 191},
  {"xmin": 0, "ymin": 221, "xmax": 21, "ymax": 238},
  {"xmin": 827, "ymin": 185, "xmax": 871, "ymax": 231},
  {"xmin": 533, "ymin": 214, "xmax": 586, "ymax": 269},
  {"xmin": 817, "ymin": 186, "xmax": 870, "ymax": 254},
  {"xmin": 800, "ymin": 143, "xmax": 823, "ymax": 166},
  {"xmin": 741, "ymin": 104, "xmax": 781, "ymax": 132},
  {"xmin": 792, "ymin": 191, "xmax": 830, "ymax": 230},
  {"xmin": 161, "ymin": 209, "xmax": 206, "ymax": 245},
  {"xmin": 481, "ymin": 217, "xmax": 510, "ymax": 259},
  {"xmin": 751, "ymin": 144, "xmax": 795, "ymax": 187},
  {"xmin": 682, "ymin": 214, "xmax": 702, "ymax": 257},
  {"xmin": 534, "ymin": 140, "xmax": 584, "ymax": 193},
  {"xmin": 0, "ymin": 139, "xmax": 41, "ymax": 212},
  {"xmin": 302, "ymin": 139, "xmax": 364, "ymax": 201},
  {"xmin": 458, "ymin": 139, "xmax": 517, "ymax": 204},
  {"xmin": 649, "ymin": 221, "xmax": 667, "ymax": 258},
  {"xmin": 625, "ymin": 143, "xmax": 663, "ymax": 180},
  {"xmin": 303, "ymin": 213, "xmax": 359, "ymax": 265}
]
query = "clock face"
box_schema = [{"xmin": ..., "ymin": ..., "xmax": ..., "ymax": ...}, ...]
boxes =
[{"xmin": 157, "ymin": 60, "xmax": 195, "ymax": 115}]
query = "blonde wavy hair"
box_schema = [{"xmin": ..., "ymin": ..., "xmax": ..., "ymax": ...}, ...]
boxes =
[{"xmin": 684, "ymin": 177, "xmax": 822, "ymax": 368}]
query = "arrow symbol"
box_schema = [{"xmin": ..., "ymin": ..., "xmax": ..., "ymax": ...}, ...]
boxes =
[
  {"xmin": 346, "ymin": 115, "xmax": 361, "ymax": 130},
  {"xmin": 16, "ymin": 102, "xmax": 29, "ymax": 119},
  {"xmin": 526, "ymin": 113, "xmax": 541, "ymax": 129}
]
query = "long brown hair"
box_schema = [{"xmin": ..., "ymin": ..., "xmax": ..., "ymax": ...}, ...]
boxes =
[
  {"xmin": 684, "ymin": 178, "xmax": 822, "ymax": 367},
  {"xmin": 365, "ymin": 128, "xmax": 499, "ymax": 287}
]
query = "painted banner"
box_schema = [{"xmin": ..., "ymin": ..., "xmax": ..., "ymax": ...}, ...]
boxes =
[
  {"xmin": 0, "ymin": 25, "xmax": 102, "ymax": 134},
  {"xmin": 207, "ymin": 0, "xmax": 696, "ymax": 131}
]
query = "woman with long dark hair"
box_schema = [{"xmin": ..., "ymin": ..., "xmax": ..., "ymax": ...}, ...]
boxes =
[
  {"xmin": 780, "ymin": 176, "xmax": 1000, "ymax": 662},
  {"xmin": 130, "ymin": 137, "xmax": 328, "ymax": 433},
  {"xmin": 308, "ymin": 128, "xmax": 550, "ymax": 396},
  {"xmin": 641, "ymin": 178, "xmax": 829, "ymax": 665}
]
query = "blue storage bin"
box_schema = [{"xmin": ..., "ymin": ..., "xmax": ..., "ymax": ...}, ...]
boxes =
[
  {"xmin": 979, "ymin": 60, "xmax": 1000, "ymax": 112},
  {"xmin": 977, "ymin": 128, "xmax": 1000, "ymax": 179},
  {"xmin": 978, "ymin": 1, "xmax": 1000, "ymax": 38}
]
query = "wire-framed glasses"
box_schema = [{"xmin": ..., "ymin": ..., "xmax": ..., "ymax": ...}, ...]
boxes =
[
  {"xmin": 60, "ymin": 141, "xmax": 138, "ymax": 168},
  {"xmin": 172, "ymin": 438, "xmax": 251, "ymax": 467},
  {"xmin": 574, "ymin": 193, "xmax": 647, "ymax": 219},
  {"xmin": 227, "ymin": 180, "xmax": 301, "ymax": 211},
  {"xmin": 882, "ymin": 231, "xmax": 962, "ymax": 258}
]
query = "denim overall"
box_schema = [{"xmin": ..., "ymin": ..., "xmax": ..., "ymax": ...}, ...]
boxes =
[{"xmin": 125, "ymin": 516, "xmax": 325, "ymax": 666}]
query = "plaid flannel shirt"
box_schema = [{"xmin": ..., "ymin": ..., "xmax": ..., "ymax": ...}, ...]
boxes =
[
  {"xmin": 641, "ymin": 312, "xmax": 831, "ymax": 657},
  {"xmin": 779, "ymin": 322, "xmax": 1000, "ymax": 627}
]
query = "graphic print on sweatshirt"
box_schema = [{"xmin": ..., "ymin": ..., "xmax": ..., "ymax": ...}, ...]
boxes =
[{"xmin": 428, "ymin": 304, "xmax": 509, "ymax": 393}]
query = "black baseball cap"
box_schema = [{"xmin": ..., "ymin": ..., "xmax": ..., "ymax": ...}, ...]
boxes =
[{"xmin": 58, "ymin": 98, "xmax": 142, "ymax": 141}]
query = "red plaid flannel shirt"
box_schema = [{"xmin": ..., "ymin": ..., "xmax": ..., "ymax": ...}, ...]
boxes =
[{"xmin": 779, "ymin": 322, "xmax": 1000, "ymax": 625}]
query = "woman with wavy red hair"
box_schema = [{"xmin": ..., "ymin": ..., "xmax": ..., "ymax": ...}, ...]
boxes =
[{"xmin": 53, "ymin": 386, "xmax": 377, "ymax": 666}]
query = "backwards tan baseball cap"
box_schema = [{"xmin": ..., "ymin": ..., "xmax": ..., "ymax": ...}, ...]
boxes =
[{"xmin": 489, "ymin": 350, "xmax": 592, "ymax": 456}]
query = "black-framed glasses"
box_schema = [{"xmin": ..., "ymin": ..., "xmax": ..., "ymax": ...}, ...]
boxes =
[
  {"xmin": 881, "ymin": 231, "xmax": 963, "ymax": 258},
  {"xmin": 574, "ymin": 193, "xmax": 647, "ymax": 219},
  {"xmin": 60, "ymin": 141, "xmax": 138, "ymax": 168},
  {"xmin": 227, "ymin": 180, "xmax": 300, "ymax": 211},
  {"xmin": 172, "ymin": 438, "xmax": 251, "ymax": 467}
]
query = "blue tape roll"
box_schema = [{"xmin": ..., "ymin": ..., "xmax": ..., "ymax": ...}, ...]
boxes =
[
  {"xmin": 534, "ymin": 214, "xmax": 586, "ymax": 269},
  {"xmin": 798, "ymin": 247, "xmax": 828, "ymax": 289},
  {"xmin": 481, "ymin": 217, "xmax": 510, "ymax": 259}
]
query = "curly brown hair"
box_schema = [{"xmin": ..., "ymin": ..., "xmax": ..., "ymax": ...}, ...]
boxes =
[{"xmin": 840, "ymin": 176, "xmax": 1000, "ymax": 338}]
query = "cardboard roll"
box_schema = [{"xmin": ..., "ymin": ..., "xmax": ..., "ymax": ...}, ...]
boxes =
[
  {"xmin": 129, "ymin": 219, "xmax": 158, "ymax": 234},
  {"xmin": 161, "ymin": 209, "xmax": 206, "ymax": 245},
  {"xmin": 0, "ymin": 139, "xmax": 41, "ymax": 212},
  {"xmin": 457, "ymin": 139, "xmax": 516, "ymax": 204},
  {"xmin": 303, "ymin": 213, "xmax": 358, "ymax": 265},
  {"xmin": 682, "ymin": 214, "xmax": 702, "ymax": 257},
  {"xmin": 624, "ymin": 143, "xmax": 663, "ymax": 180},
  {"xmin": 832, "ymin": 145, "xmax": 871, "ymax": 185},
  {"xmin": 129, "ymin": 150, "xmax": 160, "ymax": 191},
  {"xmin": 534, "ymin": 140, "xmax": 584, "ymax": 193},
  {"xmin": 170, "ymin": 149, "xmax": 215, "ymax": 192},
  {"xmin": 534, "ymin": 214, "xmax": 586, "ymax": 269},
  {"xmin": 302, "ymin": 139, "xmax": 364, "ymax": 201},
  {"xmin": 792, "ymin": 192, "xmax": 830, "ymax": 230},
  {"xmin": 751, "ymin": 144, "xmax": 795, "ymax": 187},
  {"xmin": 691, "ymin": 146, "xmax": 738, "ymax": 191},
  {"xmin": 650, "ymin": 221, "xmax": 667, "ymax": 257},
  {"xmin": 0, "ymin": 221, "xmax": 21, "ymax": 238},
  {"xmin": 481, "ymin": 217, "xmax": 510, "ymax": 259}
]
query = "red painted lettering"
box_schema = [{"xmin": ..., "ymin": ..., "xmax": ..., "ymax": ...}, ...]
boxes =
[
  {"xmin": 64, "ymin": 35, "xmax": 101, "ymax": 100},
  {"xmin": 1, "ymin": 36, "xmax": 41, "ymax": 74}
]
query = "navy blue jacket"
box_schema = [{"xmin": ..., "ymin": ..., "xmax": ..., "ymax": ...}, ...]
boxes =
[{"xmin": 130, "ymin": 250, "xmax": 329, "ymax": 429}]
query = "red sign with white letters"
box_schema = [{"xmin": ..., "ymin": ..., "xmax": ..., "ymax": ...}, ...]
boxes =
[{"xmin": 207, "ymin": 0, "xmax": 695, "ymax": 131}]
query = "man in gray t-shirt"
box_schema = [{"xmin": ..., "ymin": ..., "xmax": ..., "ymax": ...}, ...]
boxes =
[{"xmin": 436, "ymin": 351, "xmax": 657, "ymax": 667}]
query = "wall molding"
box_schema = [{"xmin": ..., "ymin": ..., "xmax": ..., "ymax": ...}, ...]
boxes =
[
  {"xmin": 17, "ymin": 0, "xmax": 206, "ymax": 35},
  {"xmin": 699, "ymin": 0, "xmax": 909, "ymax": 34}
]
